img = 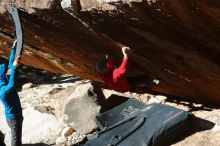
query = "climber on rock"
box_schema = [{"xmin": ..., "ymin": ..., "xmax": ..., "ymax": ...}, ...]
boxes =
[
  {"xmin": 96, "ymin": 46, "xmax": 159, "ymax": 93},
  {"xmin": 0, "ymin": 40, "xmax": 23, "ymax": 146}
]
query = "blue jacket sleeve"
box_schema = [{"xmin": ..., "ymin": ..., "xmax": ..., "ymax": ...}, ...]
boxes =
[
  {"xmin": 8, "ymin": 44, "xmax": 16, "ymax": 69},
  {"xmin": 0, "ymin": 65, "xmax": 16, "ymax": 95}
]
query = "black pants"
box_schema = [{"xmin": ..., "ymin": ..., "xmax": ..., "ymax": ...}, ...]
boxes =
[
  {"xmin": 6, "ymin": 116, "xmax": 23, "ymax": 146},
  {"xmin": 126, "ymin": 75, "xmax": 155, "ymax": 92}
]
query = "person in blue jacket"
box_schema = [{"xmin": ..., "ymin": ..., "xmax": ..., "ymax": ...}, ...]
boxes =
[{"xmin": 0, "ymin": 40, "xmax": 22, "ymax": 146}]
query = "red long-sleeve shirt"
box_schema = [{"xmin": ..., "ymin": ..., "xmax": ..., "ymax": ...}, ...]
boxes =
[{"xmin": 100, "ymin": 59, "xmax": 131, "ymax": 92}]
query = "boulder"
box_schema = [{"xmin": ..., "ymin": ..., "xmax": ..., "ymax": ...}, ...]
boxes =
[
  {"xmin": 22, "ymin": 107, "xmax": 64, "ymax": 145},
  {"xmin": 62, "ymin": 83, "xmax": 101, "ymax": 134},
  {"xmin": 0, "ymin": 0, "xmax": 220, "ymax": 105}
]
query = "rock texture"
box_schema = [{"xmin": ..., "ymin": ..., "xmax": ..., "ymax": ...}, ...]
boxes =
[{"xmin": 0, "ymin": 0, "xmax": 220, "ymax": 105}]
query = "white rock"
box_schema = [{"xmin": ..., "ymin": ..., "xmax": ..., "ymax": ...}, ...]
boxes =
[
  {"xmin": 61, "ymin": 0, "xmax": 71, "ymax": 9},
  {"xmin": 55, "ymin": 136, "xmax": 66, "ymax": 146},
  {"xmin": 62, "ymin": 83, "xmax": 101, "ymax": 134},
  {"xmin": 155, "ymin": 95, "xmax": 167, "ymax": 103},
  {"xmin": 22, "ymin": 83, "xmax": 34, "ymax": 90},
  {"xmin": 148, "ymin": 97, "xmax": 160, "ymax": 104},
  {"xmin": 212, "ymin": 125, "xmax": 220, "ymax": 132},
  {"xmin": 22, "ymin": 107, "xmax": 65, "ymax": 144}
]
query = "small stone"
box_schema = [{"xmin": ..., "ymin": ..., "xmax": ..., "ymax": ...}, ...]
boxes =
[
  {"xmin": 62, "ymin": 127, "xmax": 75, "ymax": 137},
  {"xmin": 155, "ymin": 95, "xmax": 167, "ymax": 103},
  {"xmin": 212, "ymin": 125, "xmax": 220, "ymax": 132},
  {"xmin": 148, "ymin": 96, "xmax": 160, "ymax": 104},
  {"xmin": 22, "ymin": 83, "xmax": 34, "ymax": 90},
  {"xmin": 193, "ymin": 103, "xmax": 203, "ymax": 108}
]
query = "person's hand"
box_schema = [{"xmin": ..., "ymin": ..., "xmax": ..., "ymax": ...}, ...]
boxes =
[
  {"xmin": 12, "ymin": 40, "xmax": 17, "ymax": 48},
  {"xmin": 122, "ymin": 46, "xmax": 132, "ymax": 55},
  {"xmin": 13, "ymin": 56, "xmax": 21, "ymax": 67},
  {"xmin": 122, "ymin": 46, "xmax": 132, "ymax": 60},
  {"xmin": 121, "ymin": 47, "xmax": 131, "ymax": 60}
]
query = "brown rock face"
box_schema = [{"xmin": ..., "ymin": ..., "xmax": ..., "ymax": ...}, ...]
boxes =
[{"xmin": 0, "ymin": 0, "xmax": 220, "ymax": 105}]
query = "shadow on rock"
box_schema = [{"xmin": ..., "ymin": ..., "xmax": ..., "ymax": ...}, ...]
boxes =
[
  {"xmin": 85, "ymin": 82, "xmax": 129, "ymax": 113},
  {"xmin": 17, "ymin": 65, "xmax": 82, "ymax": 91},
  {"xmin": 167, "ymin": 116, "xmax": 215, "ymax": 146},
  {"xmin": 192, "ymin": 117, "xmax": 215, "ymax": 131},
  {"xmin": 146, "ymin": 89, "xmax": 219, "ymax": 110},
  {"xmin": 100, "ymin": 94, "xmax": 129, "ymax": 113},
  {"xmin": 0, "ymin": 130, "xmax": 6, "ymax": 146}
]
